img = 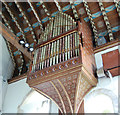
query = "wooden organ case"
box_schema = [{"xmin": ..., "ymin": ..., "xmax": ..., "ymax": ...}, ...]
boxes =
[{"xmin": 27, "ymin": 12, "xmax": 97, "ymax": 113}]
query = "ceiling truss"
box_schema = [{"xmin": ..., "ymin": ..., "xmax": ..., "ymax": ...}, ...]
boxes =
[
  {"xmin": 18, "ymin": 51, "xmax": 24, "ymax": 75},
  {"xmin": 41, "ymin": 2, "xmax": 51, "ymax": 20},
  {"xmin": 0, "ymin": 22, "xmax": 32, "ymax": 60}
]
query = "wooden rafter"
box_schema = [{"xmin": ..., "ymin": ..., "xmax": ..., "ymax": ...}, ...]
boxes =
[
  {"xmin": 98, "ymin": 1, "xmax": 114, "ymax": 41},
  {"xmin": 2, "ymin": 2, "xmax": 27, "ymax": 43},
  {"xmin": 1, "ymin": 2, "xmax": 26, "ymax": 73},
  {"xmin": 27, "ymin": 1, "xmax": 43, "ymax": 31},
  {"xmin": 114, "ymin": 0, "xmax": 120, "ymax": 17},
  {"xmin": 70, "ymin": 1, "xmax": 79, "ymax": 19},
  {"xmin": 41, "ymin": 2, "xmax": 51, "ymax": 20},
  {"xmin": 0, "ymin": 11, "xmax": 14, "ymax": 34},
  {"xmin": 14, "ymin": 1, "xmax": 37, "ymax": 42},
  {"xmin": 0, "ymin": 11, "xmax": 20, "ymax": 69},
  {"xmin": 0, "ymin": 22, "xmax": 32, "ymax": 60},
  {"xmin": 83, "ymin": 1, "xmax": 99, "ymax": 45},
  {"xmin": 8, "ymin": 72, "xmax": 27, "ymax": 84},
  {"xmin": 18, "ymin": 51, "xmax": 24, "ymax": 75},
  {"xmin": 54, "ymin": 0, "xmax": 62, "ymax": 11}
]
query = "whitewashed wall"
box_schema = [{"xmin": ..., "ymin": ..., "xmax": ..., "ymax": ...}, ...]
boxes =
[
  {"xmin": 3, "ymin": 78, "xmax": 31, "ymax": 113},
  {"xmin": 2, "ymin": 78, "xmax": 58, "ymax": 113},
  {"xmin": 0, "ymin": 35, "xmax": 14, "ymax": 114},
  {"xmin": 84, "ymin": 76, "xmax": 119, "ymax": 113},
  {"xmin": 0, "ymin": 34, "xmax": 14, "ymax": 80}
]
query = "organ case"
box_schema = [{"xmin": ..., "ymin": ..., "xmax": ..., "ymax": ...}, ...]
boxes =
[{"xmin": 27, "ymin": 12, "xmax": 97, "ymax": 113}]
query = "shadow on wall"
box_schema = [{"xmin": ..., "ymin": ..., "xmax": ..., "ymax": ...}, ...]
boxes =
[
  {"xmin": 17, "ymin": 89, "xmax": 50, "ymax": 113},
  {"xmin": 84, "ymin": 88, "xmax": 118, "ymax": 113}
]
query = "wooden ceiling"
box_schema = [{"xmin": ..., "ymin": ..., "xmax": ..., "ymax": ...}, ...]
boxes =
[{"xmin": 1, "ymin": 1, "xmax": 120, "ymax": 78}]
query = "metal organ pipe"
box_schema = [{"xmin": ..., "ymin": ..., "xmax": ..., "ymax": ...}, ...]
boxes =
[{"xmin": 32, "ymin": 12, "xmax": 80, "ymax": 72}]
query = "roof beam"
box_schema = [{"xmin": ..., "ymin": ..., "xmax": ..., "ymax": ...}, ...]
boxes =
[
  {"xmin": 41, "ymin": 2, "xmax": 51, "ymax": 20},
  {"xmin": 0, "ymin": 10, "xmax": 25, "ymax": 72},
  {"xmin": 2, "ymin": 2, "xmax": 27, "ymax": 43},
  {"xmin": 54, "ymin": 0, "xmax": 62, "ymax": 12},
  {"xmin": 15, "ymin": 1, "xmax": 37, "ymax": 42},
  {"xmin": 27, "ymin": 1, "xmax": 43, "ymax": 31},
  {"xmin": 98, "ymin": 1, "xmax": 114, "ymax": 41},
  {"xmin": 0, "ymin": 22, "xmax": 32, "ymax": 60},
  {"xmin": 70, "ymin": 1, "xmax": 79, "ymax": 20},
  {"xmin": 8, "ymin": 72, "xmax": 27, "ymax": 84},
  {"xmin": 114, "ymin": 0, "xmax": 120, "ymax": 17},
  {"xmin": 18, "ymin": 51, "xmax": 24, "ymax": 75},
  {"xmin": 0, "ymin": 11, "xmax": 17, "ymax": 68}
]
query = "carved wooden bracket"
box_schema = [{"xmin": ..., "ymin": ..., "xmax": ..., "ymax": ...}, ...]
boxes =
[{"xmin": 27, "ymin": 57, "xmax": 97, "ymax": 113}]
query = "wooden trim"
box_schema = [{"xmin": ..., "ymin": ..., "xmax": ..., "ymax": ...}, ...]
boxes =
[
  {"xmin": 57, "ymin": 79, "xmax": 73, "ymax": 113},
  {"xmin": 74, "ymin": 73, "xmax": 81, "ymax": 113},
  {"xmin": 0, "ymin": 22, "xmax": 32, "ymax": 60},
  {"xmin": 50, "ymin": 81, "xmax": 66, "ymax": 113},
  {"xmin": 35, "ymin": 27, "xmax": 78, "ymax": 49},
  {"xmin": 94, "ymin": 39, "xmax": 119, "ymax": 53},
  {"xmin": 8, "ymin": 72, "xmax": 27, "ymax": 84}
]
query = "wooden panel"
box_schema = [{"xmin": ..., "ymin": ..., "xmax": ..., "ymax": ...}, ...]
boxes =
[{"xmin": 102, "ymin": 49, "xmax": 119, "ymax": 76}]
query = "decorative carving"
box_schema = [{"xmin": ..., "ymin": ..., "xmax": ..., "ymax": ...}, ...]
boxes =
[{"xmin": 27, "ymin": 57, "xmax": 80, "ymax": 81}]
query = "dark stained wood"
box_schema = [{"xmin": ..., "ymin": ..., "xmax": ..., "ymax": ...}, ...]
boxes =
[
  {"xmin": 58, "ymin": 2, "xmax": 69, "ymax": 8},
  {"xmin": 32, "ymin": 2, "xmax": 47, "ymax": 20},
  {"xmin": 44, "ymin": 2, "xmax": 58, "ymax": 14},
  {"xmin": 0, "ymin": 22, "xmax": 32, "ymax": 60},
  {"xmin": 102, "ymin": 49, "xmax": 119, "ymax": 76}
]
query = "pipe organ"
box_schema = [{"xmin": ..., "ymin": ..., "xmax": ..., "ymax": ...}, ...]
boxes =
[
  {"xmin": 27, "ymin": 12, "xmax": 97, "ymax": 113},
  {"xmin": 32, "ymin": 32, "xmax": 79, "ymax": 73}
]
